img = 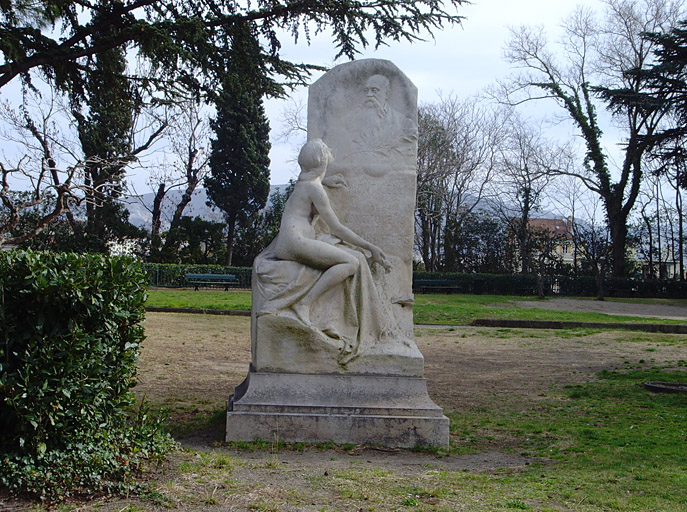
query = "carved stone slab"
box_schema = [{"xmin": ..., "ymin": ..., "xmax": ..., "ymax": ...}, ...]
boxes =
[
  {"xmin": 308, "ymin": 59, "xmax": 418, "ymax": 339},
  {"xmin": 227, "ymin": 59, "xmax": 449, "ymax": 449}
]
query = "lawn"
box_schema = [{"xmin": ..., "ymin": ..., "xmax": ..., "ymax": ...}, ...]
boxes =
[
  {"xmin": 146, "ymin": 288, "xmax": 687, "ymax": 325},
  {"xmin": 27, "ymin": 313, "xmax": 685, "ymax": 512},
  {"xmin": 147, "ymin": 287, "xmax": 252, "ymax": 311},
  {"xmin": 9, "ymin": 308, "xmax": 687, "ymax": 512}
]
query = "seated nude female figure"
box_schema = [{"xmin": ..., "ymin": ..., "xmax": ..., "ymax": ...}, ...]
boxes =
[{"xmin": 272, "ymin": 139, "xmax": 391, "ymax": 326}]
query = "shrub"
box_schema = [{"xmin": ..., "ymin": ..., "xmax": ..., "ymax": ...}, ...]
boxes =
[{"xmin": 0, "ymin": 251, "xmax": 175, "ymax": 501}]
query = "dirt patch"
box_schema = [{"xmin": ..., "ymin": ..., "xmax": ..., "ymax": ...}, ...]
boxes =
[
  {"xmin": 512, "ymin": 297, "xmax": 687, "ymax": 320},
  {"xmin": 20, "ymin": 313, "xmax": 682, "ymax": 511},
  {"xmin": 136, "ymin": 312, "xmax": 687, "ymax": 435}
]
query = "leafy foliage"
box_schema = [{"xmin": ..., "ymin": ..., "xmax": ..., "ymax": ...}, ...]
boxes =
[
  {"xmin": 170, "ymin": 216, "xmax": 227, "ymax": 264},
  {"xmin": 231, "ymin": 182, "xmax": 294, "ymax": 267},
  {"xmin": 0, "ymin": 251, "xmax": 175, "ymax": 500},
  {"xmin": 600, "ymin": 20, "xmax": 687, "ymax": 190}
]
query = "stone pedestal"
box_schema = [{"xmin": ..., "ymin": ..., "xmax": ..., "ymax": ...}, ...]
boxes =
[{"xmin": 226, "ymin": 371, "xmax": 449, "ymax": 449}]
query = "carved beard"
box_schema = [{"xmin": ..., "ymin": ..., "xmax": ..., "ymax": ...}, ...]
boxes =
[{"xmin": 363, "ymin": 96, "xmax": 386, "ymax": 118}]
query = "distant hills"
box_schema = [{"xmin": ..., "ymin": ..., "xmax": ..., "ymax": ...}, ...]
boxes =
[
  {"xmin": 123, "ymin": 185, "xmax": 564, "ymax": 232},
  {"xmin": 123, "ymin": 185, "xmax": 286, "ymax": 231}
]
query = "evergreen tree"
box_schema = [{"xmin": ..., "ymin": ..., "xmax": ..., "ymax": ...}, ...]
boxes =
[
  {"xmin": 1, "ymin": 0, "xmax": 465, "ymax": 248},
  {"xmin": 600, "ymin": 20, "xmax": 687, "ymax": 189},
  {"xmin": 0, "ymin": 1, "xmax": 465, "ymax": 95},
  {"xmin": 205, "ymin": 22, "xmax": 271, "ymax": 266},
  {"xmin": 232, "ymin": 182, "xmax": 295, "ymax": 266},
  {"xmin": 71, "ymin": 6, "xmax": 142, "ymax": 251},
  {"xmin": 172, "ymin": 217, "xmax": 227, "ymax": 264}
]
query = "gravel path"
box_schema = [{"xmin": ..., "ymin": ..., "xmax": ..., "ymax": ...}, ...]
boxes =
[{"xmin": 513, "ymin": 298, "xmax": 687, "ymax": 321}]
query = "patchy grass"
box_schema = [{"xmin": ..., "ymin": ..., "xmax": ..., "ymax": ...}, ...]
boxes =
[
  {"xmin": 147, "ymin": 288, "xmax": 252, "ymax": 310},
  {"xmin": 147, "ymin": 289, "xmax": 685, "ymax": 326},
  {"xmin": 413, "ymin": 293, "xmax": 685, "ymax": 325},
  {"xmin": 11, "ymin": 313, "xmax": 686, "ymax": 511}
]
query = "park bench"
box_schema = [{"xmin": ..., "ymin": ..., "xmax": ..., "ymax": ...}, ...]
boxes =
[
  {"xmin": 184, "ymin": 273, "xmax": 239, "ymax": 291},
  {"xmin": 413, "ymin": 279, "xmax": 466, "ymax": 294}
]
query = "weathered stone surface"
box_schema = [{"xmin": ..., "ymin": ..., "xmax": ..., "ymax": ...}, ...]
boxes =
[
  {"xmin": 250, "ymin": 60, "xmax": 420, "ymax": 374},
  {"xmin": 226, "ymin": 371, "xmax": 449, "ymax": 449},
  {"xmin": 227, "ymin": 59, "xmax": 449, "ymax": 448},
  {"xmin": 309, "ymin": 59, "xmax": 418, "ymax": 345},
  {"xmin": 253, "ymin": 313, "xmax": 424, "ymax": 376}
]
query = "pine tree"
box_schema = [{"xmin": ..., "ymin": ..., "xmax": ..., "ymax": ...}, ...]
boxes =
[
  {"xmin": 72, "ymin": 6, "xmax": 142, "ymax": 251},
  {"xmin": 205, "ymin": 22, "xmax": 271, "ymax": 266}
]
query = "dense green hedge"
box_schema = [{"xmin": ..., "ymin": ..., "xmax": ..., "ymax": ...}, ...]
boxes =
[
  {"xmin": 413, "ymin": 271, "xmax": 538, "ymax": 295},
  {"xmin": 143, "ymin": 263, "xmax": 687, "ymax": 298},
  {"xmin": 0, "ymin": 251, "xmax": 174, "ymax": 500},
  {"xmin": 412, "ymin": 271, "xmax": 687, "ymax": 298}
]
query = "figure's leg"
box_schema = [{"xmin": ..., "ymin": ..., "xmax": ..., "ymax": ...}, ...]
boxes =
[{"xmin": 288, "ymin": 240, "xmax": 360, "ymax": 325}]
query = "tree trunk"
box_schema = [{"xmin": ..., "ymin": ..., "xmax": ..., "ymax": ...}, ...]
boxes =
[
  {"xmin": 518, "ymin": 217, "xmax": 529, "ymax": 274},
  {"xmin": 225, "ymin": 218, "xmax": 236, "ymax": 267},
  {"xmin": 150, "ymin": 183, "xmax": 165, "ymax": 260},
  {"xmin": 642, "ymin": 212, "xmax": 654, "ymax": 278},
  {"xmin": 608, "ymin": 212, "xmax": 628, "ymax": 277},
  {"xmin": 595, "ymin": 269, "xmax": 605, "ymax": 301},
  {"xmin": 168, "ymin": 178, "xmax": 199, "ymax": 234},
  {"xmin": 678, "ymin": 187, "xmax": 684, "ymax": 280},
  {"xmin": 656, "ymin": 182, "xmax": 663, "ymax": 279}
]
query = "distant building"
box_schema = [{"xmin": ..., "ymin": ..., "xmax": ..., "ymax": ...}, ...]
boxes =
[
  {"xmin": 508, "ymin": 216, "xmax": 576, "ymax": 272},
  {"xmin": 526, "ymin": 217, "xmax": 576, "ymax": 267}
]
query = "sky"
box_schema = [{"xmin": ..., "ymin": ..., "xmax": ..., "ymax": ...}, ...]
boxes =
[
  {"xmin": 264, "ymin": 0, "xmax": 603, "ymax": 184},
  {"xmin": 0, "ymin": 0, "xmax": 605, "ymax": 192}
]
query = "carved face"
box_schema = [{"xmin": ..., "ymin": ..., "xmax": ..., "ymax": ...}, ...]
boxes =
[{"xmin": 363, "ymin": 75, "xmax": 390, "ymax": 110}]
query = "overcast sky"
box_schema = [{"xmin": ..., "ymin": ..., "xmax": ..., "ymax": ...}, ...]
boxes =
[
  {"xmin": 265, "ymin": 0, "xmax": 603, "ymax": 184},
  {"xmin": 0, "ymin": 0, "xmax": 605, "ymax": 192}
]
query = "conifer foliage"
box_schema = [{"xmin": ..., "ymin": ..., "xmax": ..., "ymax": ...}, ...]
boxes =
[{"xmin": 205, "ymin": 22, "xmax": 271, "ymax": 266}]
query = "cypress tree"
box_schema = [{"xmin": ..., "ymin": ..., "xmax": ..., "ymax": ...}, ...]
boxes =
[{"xmin": 205, "ymin": 22, "xmax": 271, "ymax": 266}]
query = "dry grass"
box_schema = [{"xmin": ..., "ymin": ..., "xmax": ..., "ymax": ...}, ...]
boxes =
[{"xmin": 12, "ymin": 313, "xmax": 685, "ymax": 512}]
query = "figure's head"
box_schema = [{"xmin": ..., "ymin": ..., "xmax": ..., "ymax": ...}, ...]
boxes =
[
  {"xmin": 298, "ymin": 139, "xmax": 332, "ymax": 175},
  {"xmin": 363, "ymin": 74, "xmax": 390, "ymax": 112}
]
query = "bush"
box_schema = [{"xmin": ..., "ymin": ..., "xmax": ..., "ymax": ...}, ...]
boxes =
[{"xmin": 0, "ymin": 251, "xmax": 175, "ymax": 501}]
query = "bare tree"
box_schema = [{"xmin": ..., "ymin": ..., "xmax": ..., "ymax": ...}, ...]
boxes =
[
  {"xmin": 415, "ymin": 96, "xmax": 503, "ymax": 271},
  {"xmin": 499, "ymin": 0, "xmax": 685, "ymax": 276},
  {"xmin": 135, "ymin": 100, "xmax": 212, "ymax": 261},
  {"xmin": 492, "ymin": 113, "xmax": 568, "ymax": 274},
  {"xmin": 0, "ymin": 85, "xmax": 88, "ymax": 246}
]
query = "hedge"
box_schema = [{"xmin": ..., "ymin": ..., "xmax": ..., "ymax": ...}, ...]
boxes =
[
  {"xmin": 143, "ymin": 263, "xmax": 252, "ymax": 288},
  {"xmin": 143, "ymin": 263, "xmax": 687, "ymax": 298},
  {"xmin": 0, "ymin": 251, "xmax": 175, "ymax": 501},
  {"xmin": 412, "ymin": 271, "xmax": 687, "ymax": 298}
]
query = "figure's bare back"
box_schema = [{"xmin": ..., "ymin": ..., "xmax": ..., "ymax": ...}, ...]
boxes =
[{"xmin": 274, "ymin": 180, "xmax": 358, "ymax": 271}]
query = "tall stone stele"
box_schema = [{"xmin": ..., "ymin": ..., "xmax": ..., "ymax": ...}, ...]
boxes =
[{"xmin": 226, "ymin": 59, "xmax": 449, "ymax": 449}]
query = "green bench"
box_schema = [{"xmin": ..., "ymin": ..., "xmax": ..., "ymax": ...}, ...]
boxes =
[
  {"xmin": 184, "ymin": 273, "xmax": 239, "ymax": 291},
  {"xmin": 413, "ymin": 279, "xmax": 466, "ymax": 294}
]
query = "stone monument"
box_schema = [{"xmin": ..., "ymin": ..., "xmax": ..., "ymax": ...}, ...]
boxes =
[{"xmin": 226, "ymin": 59, "xmax": 449, "ymax": 449}]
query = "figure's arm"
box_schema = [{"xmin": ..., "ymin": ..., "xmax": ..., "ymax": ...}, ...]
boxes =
[
  {"xmin": 322, "ymin": 174, "xmax": 348, "ymax": 188},
  {"xmin": 309, "ymin": 184, "xmax": 390, "ymax": 271}
]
